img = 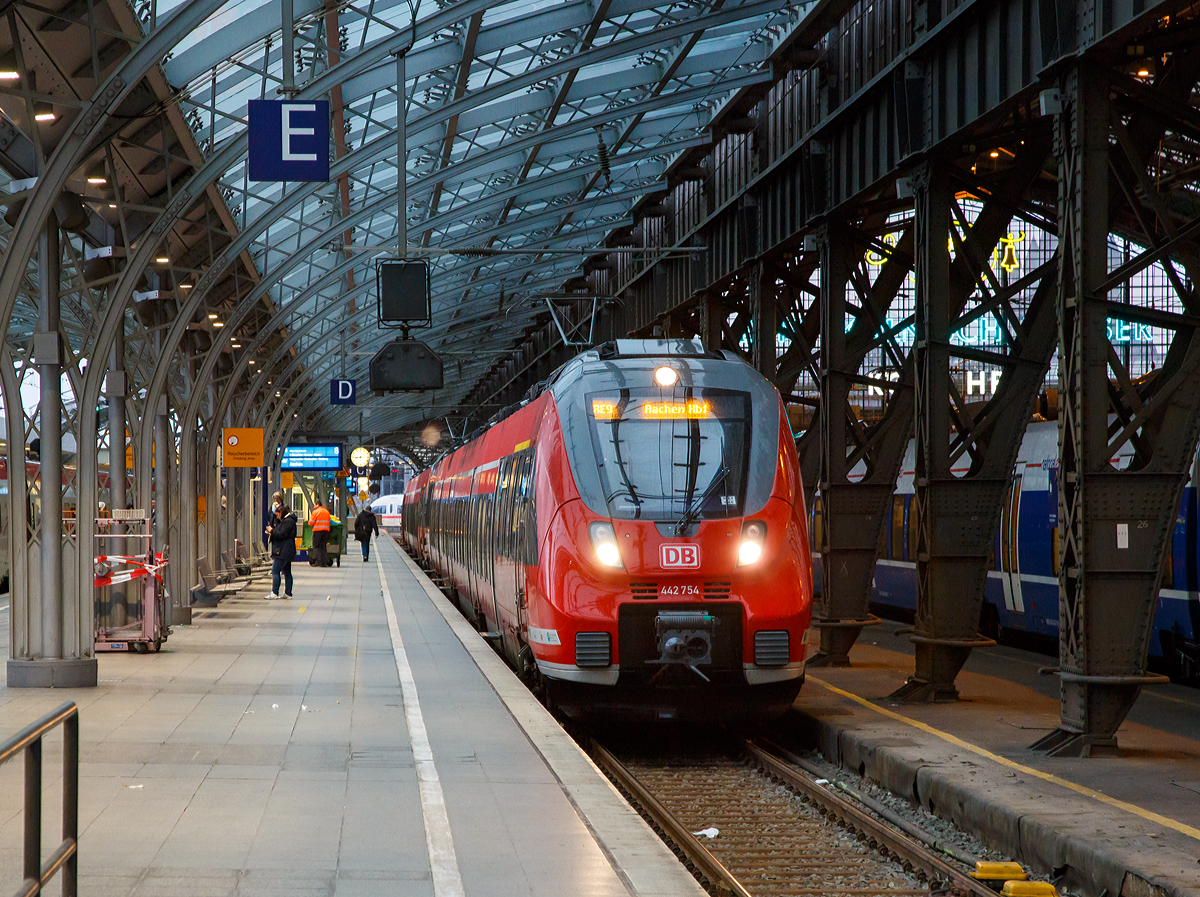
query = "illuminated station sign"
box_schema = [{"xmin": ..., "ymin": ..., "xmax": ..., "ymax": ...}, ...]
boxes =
[
  {"xmin": 591, "ymin": 399, "xmax": 712, "ymax": 420},
  {"xmin": 281, "ymin": 443, "xmax": 342, "ymax": 470}
]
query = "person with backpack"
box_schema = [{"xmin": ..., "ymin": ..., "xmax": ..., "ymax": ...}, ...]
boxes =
[
  {"xmin": 265, "ymin": 500, "xmax": 297, "ymax": 599},
  {"xmin": 354, "ymin": 505, "xmax": 380, "ymax": 562}
]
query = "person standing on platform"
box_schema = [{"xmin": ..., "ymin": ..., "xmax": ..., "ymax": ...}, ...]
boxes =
[
  {"xmin": 354, "ymin": 505, "xmax": 379, "ymax": 562},
  {"xmin": 309, "ymin": 497, "xmax": 332, "ymax": 567},
  {"xmin": 265, "ymin": 501, "xmax": 297, "ymax": 600}
]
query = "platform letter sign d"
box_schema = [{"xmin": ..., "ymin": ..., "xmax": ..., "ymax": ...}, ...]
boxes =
[
  {"xmin": 331, "ymin": 378, "xmax": 356, "ymax": 405},
  {"xmin": 248, "ymin": 100, "xmax": 330, "ymax": 182},
  {"xmin": 660, "ymin": 544, "xmax": 700, "ymax": 568}
]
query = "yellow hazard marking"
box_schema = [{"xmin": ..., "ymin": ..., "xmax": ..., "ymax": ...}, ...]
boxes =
[
  {"xmin": 297, "ymin": 606, "xmax": 306, "ymax": 613},
  {"xmin": 807, "ymin": 675, "xmax": 1200, "ymax": 843},
  {"xmin": 514, "ymin": 440, "xmax": 531, "ymax": 452}
]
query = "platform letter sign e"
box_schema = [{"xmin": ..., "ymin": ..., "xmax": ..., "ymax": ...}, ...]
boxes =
[
  {"xmin": 331, "ymin": 378, "xmax": 356, "ymax": 405},
  {"xmin": 660, "ymin": 544, "xmax": 700, "ymax": 568},
  {"xmin": 248, "ymin": 100, "xmax": 330, "ymax": 182}
]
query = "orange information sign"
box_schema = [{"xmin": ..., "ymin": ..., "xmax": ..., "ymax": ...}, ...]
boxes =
[
  {"xmin": 281, "ymin": 472, "xmax": 294, "ymax": 489},
  {"xmin": 223, "ymin": 428, "xmax": 264, "ymax": 467}
]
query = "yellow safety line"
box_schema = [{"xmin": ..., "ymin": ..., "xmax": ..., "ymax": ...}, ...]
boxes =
[{"xmin": 807, "ymin": 675, "xmax": 1200, "ymax": 843}]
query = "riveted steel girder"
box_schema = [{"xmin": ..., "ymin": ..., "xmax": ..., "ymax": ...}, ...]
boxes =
[{"xmin": 1031, "ymin": 58, "xmax": 1200, "ymax": 756}]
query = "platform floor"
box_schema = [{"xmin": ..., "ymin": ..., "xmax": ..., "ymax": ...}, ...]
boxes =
[
  {"xmin": 785, "ymin": 621, "xmax": 1200, "ymax": 897},
  {"xmin": 0, "ymin": 538, "xmax": 703, "ymax": 897}
]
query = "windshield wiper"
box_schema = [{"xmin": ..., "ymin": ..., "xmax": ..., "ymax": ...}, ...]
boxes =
[{"xmin": 674, "ymin": 462, "xmax": 729, "ymax": 536}]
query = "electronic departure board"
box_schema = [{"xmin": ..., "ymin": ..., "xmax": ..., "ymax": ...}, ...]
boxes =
[{"xmin": 281, "ymin": 443, "xmax": 342, "ymax": 470}]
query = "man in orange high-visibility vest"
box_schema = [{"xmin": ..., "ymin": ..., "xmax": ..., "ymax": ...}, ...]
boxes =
[{"xmin": 309, "ymin": 498, "xmax": 332, "ymax": 567}]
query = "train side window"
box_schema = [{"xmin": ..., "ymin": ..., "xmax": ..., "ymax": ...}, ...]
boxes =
[
  {"xmin": 498, "ymin": 457, "xmax": 514, "ymax": 559},
  {"xmin": 525, "ymin": 454, "xmax": 538, "ymax": 566},
  {"xmin": 891, "ymin": 495, "xmax": 905, "ymax": 560},
  {"xmin": 907, "ymin": 495, "xmax": 919, "ymax": 561}
]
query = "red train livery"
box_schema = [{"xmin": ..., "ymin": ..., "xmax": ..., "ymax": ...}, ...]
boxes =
[{"xmin": 402, "ymin": 339, "xmax": 813, "ymax": 719}]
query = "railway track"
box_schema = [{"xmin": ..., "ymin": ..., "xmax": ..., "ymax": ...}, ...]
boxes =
[{"xmin": 590, "ymin": 735, "xmax": 1001, "ymax": 897}]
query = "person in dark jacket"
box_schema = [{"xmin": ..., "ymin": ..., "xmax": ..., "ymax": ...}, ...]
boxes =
[
  {"xmin": 265, "ymin": 501, "xmax": 298, "ymax": 599},
  {"xmin": 354, "ymin": 506, "xmax": 380, "ymax": 561}
]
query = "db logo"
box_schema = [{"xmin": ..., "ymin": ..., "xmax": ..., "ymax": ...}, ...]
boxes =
[{"xmin": 660, "ymin": 544, "xmax": 700, "ymax": 568}]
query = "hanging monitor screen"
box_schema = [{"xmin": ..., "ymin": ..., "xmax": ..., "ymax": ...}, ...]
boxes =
[
  {"xmin": 378, "ymin": 260, "xmax": 431, "ymax": 324},
  {"xmin": 281, "ymin": 444, "xmax": 342, "ymax": 470}
]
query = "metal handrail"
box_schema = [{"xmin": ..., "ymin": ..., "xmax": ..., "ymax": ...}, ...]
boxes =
[{"xmin": 0, "ymin": 702, "xmax": 79, "ymax": 897}]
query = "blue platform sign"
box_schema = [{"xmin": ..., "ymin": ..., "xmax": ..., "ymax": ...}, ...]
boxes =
[
  {"xmin": 331, "ymin": 378, "xmax": 356, "ymax": 405},
  {"xmin": 248, "ymin": 100, "xmax": 330, "ymax": 182}
]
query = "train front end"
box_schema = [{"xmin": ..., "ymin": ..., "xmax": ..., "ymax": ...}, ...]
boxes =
[{"xmin": 531, "ymin": 339, "xmax": 812, "ymax": 720}]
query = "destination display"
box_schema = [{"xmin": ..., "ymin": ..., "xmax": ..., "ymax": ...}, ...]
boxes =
[
  {"xmin": 281, "ymin": 443, "xmax": 342, "ymax": 470},
  {"xmin": 589, "ymin": 393, "xmax": 741, "ymax": 421}
]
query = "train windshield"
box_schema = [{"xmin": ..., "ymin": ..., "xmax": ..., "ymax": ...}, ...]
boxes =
[{"xmin": 584, "ymin": 389, "xmax": 750, "ymax": 521}]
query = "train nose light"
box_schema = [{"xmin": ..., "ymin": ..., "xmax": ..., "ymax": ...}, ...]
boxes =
[
  {"xmin": 589, "ymin": 521, "xmax": 623, "ymax": 568},
  {"xmin": 738, "ymin": 520, "xmax": 767, "ymax": 566},
  {"xmin": 654, "ymin": 365, "xmax": 678, "ymax": 387}
]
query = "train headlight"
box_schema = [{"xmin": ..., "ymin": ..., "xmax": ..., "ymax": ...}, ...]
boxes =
[
  {"xmin": 738, "ymin": 520, "xmax": 767, "ymax": 566},
  {"xmin": 654, "ymin": 366, "xmax": 678, "ymax": 387},
  {"xmin": 589, "ymin": 521, "xmax": 624, "ymax": 568}
]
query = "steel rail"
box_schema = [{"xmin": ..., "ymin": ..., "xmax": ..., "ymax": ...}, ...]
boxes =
[
  {"xmin": 742, "ymin": 739, "xmax": 996, "ymax": 897},
  {"xmin": 588, "ymin": 739, "xmax": 754, "ymax": 897},
  {"xmin": 1, "ymin": 701, "xmax": 80, "ymax": 897}
]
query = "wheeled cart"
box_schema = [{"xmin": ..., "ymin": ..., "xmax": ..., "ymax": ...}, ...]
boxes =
[{"xmin": 94, "ymin": 509, "xmax": 171, "ymax": 653}]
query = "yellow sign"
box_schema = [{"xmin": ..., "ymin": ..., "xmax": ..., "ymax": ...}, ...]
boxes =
[
  {"xmin": 124, "ymin": 443, "xmax": 155, "ymax": 468},
  {"xmin": 359, "ymin": 490, "xmax": 369, "ymax": 500},
  {"xmin": 197, "ymin": 495, "xmax": 206, "ymax": 523},
  {"xmin": 282, "ymin": 472, "xmax": 294, "ymax": 489},
  {"xmin": 642, "ymin": 400, "xmax": 710, "ymax": 419},
  {"xmin": 223, "ymin": 428, "xmax": 264, "ymax": 467}
]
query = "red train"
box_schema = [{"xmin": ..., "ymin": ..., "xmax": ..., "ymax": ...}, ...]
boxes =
[{"xmin": 402, "ymin": 339, "xmax": 813, "ymax": 719}]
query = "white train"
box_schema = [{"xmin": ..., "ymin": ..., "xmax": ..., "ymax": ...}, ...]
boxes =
[{"xmin": 370, "ymin": 494, "xmax": 404, "ymax": 533}]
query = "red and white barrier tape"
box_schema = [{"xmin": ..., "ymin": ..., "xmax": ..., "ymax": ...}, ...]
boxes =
[{"xmin": 94, "ymin": 553, "xmax": 167, "ymax": 588}]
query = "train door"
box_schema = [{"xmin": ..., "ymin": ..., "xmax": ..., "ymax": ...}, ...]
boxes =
[
  {"xmin": 490, "ymin": 456, "xmax": 515, "ymax": 635},
  {"xmin": 504, "ymin": 452, "xmax": 535, "ymax": 668},
  {"xmin": 481, "ymin": 475, "xmax": 498, "ymax": 628},
  {"xmin": 999, "ymin": 474, "xmax": 1025, "ymax": 613}
]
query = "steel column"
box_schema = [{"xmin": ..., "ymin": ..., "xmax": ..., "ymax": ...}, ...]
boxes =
[
  {"xmin": 811, "ymin": 222, "xmax": 884, "ymax": 664},
  {"xmin": 749, "ymin": 264, "xmax": 777, "ymax": 378},
  {"xmin": 154, "ymin": 398, "xmax": 170, "ymax": 573},
  {"xmin": 7, "ymin": 213, "xmax": 95, "ymax": 687},
  {"xmin": 39, "ymin": 214, "xmax": 64, "ymax": 664},
  {"xmin": 107, "ymin": 303, "xmax": 128, "ymax": 626},
  {"xmin": 1031, "ymin": 61, "xmax": 1199, "ymax": 756},
  {"xmin": 899, "ymin": 164, "xmax": 997, "ymax": 700}
]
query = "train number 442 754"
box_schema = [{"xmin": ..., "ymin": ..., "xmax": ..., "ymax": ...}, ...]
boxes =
[{"xmin": 660, "ymin": 584, "xmax": 701, "ymax": 596}]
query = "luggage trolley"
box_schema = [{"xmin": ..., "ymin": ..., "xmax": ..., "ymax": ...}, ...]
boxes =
[{"xmin": 94, "ymin": 509, "xmax": 171, "ymax": 653}]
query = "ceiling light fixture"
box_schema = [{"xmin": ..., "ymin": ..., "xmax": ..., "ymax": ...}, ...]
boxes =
[
  {"xmin": 87, "ymin": 176, "xmax": 107, "ymax": 185},
  {"xmin": 212, "ymin": 322, "xmax": 224, "ymax": 328},
  {"xmin": 989, "ymin": 150, "xmax": 999, "ymax": 158},
  {"xmin": 155, "ymin": 256, "xmax": 169, "ymax": 264},
  {"xmin": 34, "ymin": 110, "xmax": 55, "ymax": 122},
  {"xmin": 207, "ymin": 313, "xmax": 218, "ymax": 319},
  {"xmin": 0, "ymin": 71, "xmax": 19, "ymax": 81}
]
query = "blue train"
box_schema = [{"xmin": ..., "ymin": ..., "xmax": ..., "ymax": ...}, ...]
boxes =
[{"xmin": 812, "ymin": 420, "xmax": 1200, "ymax": 681}]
